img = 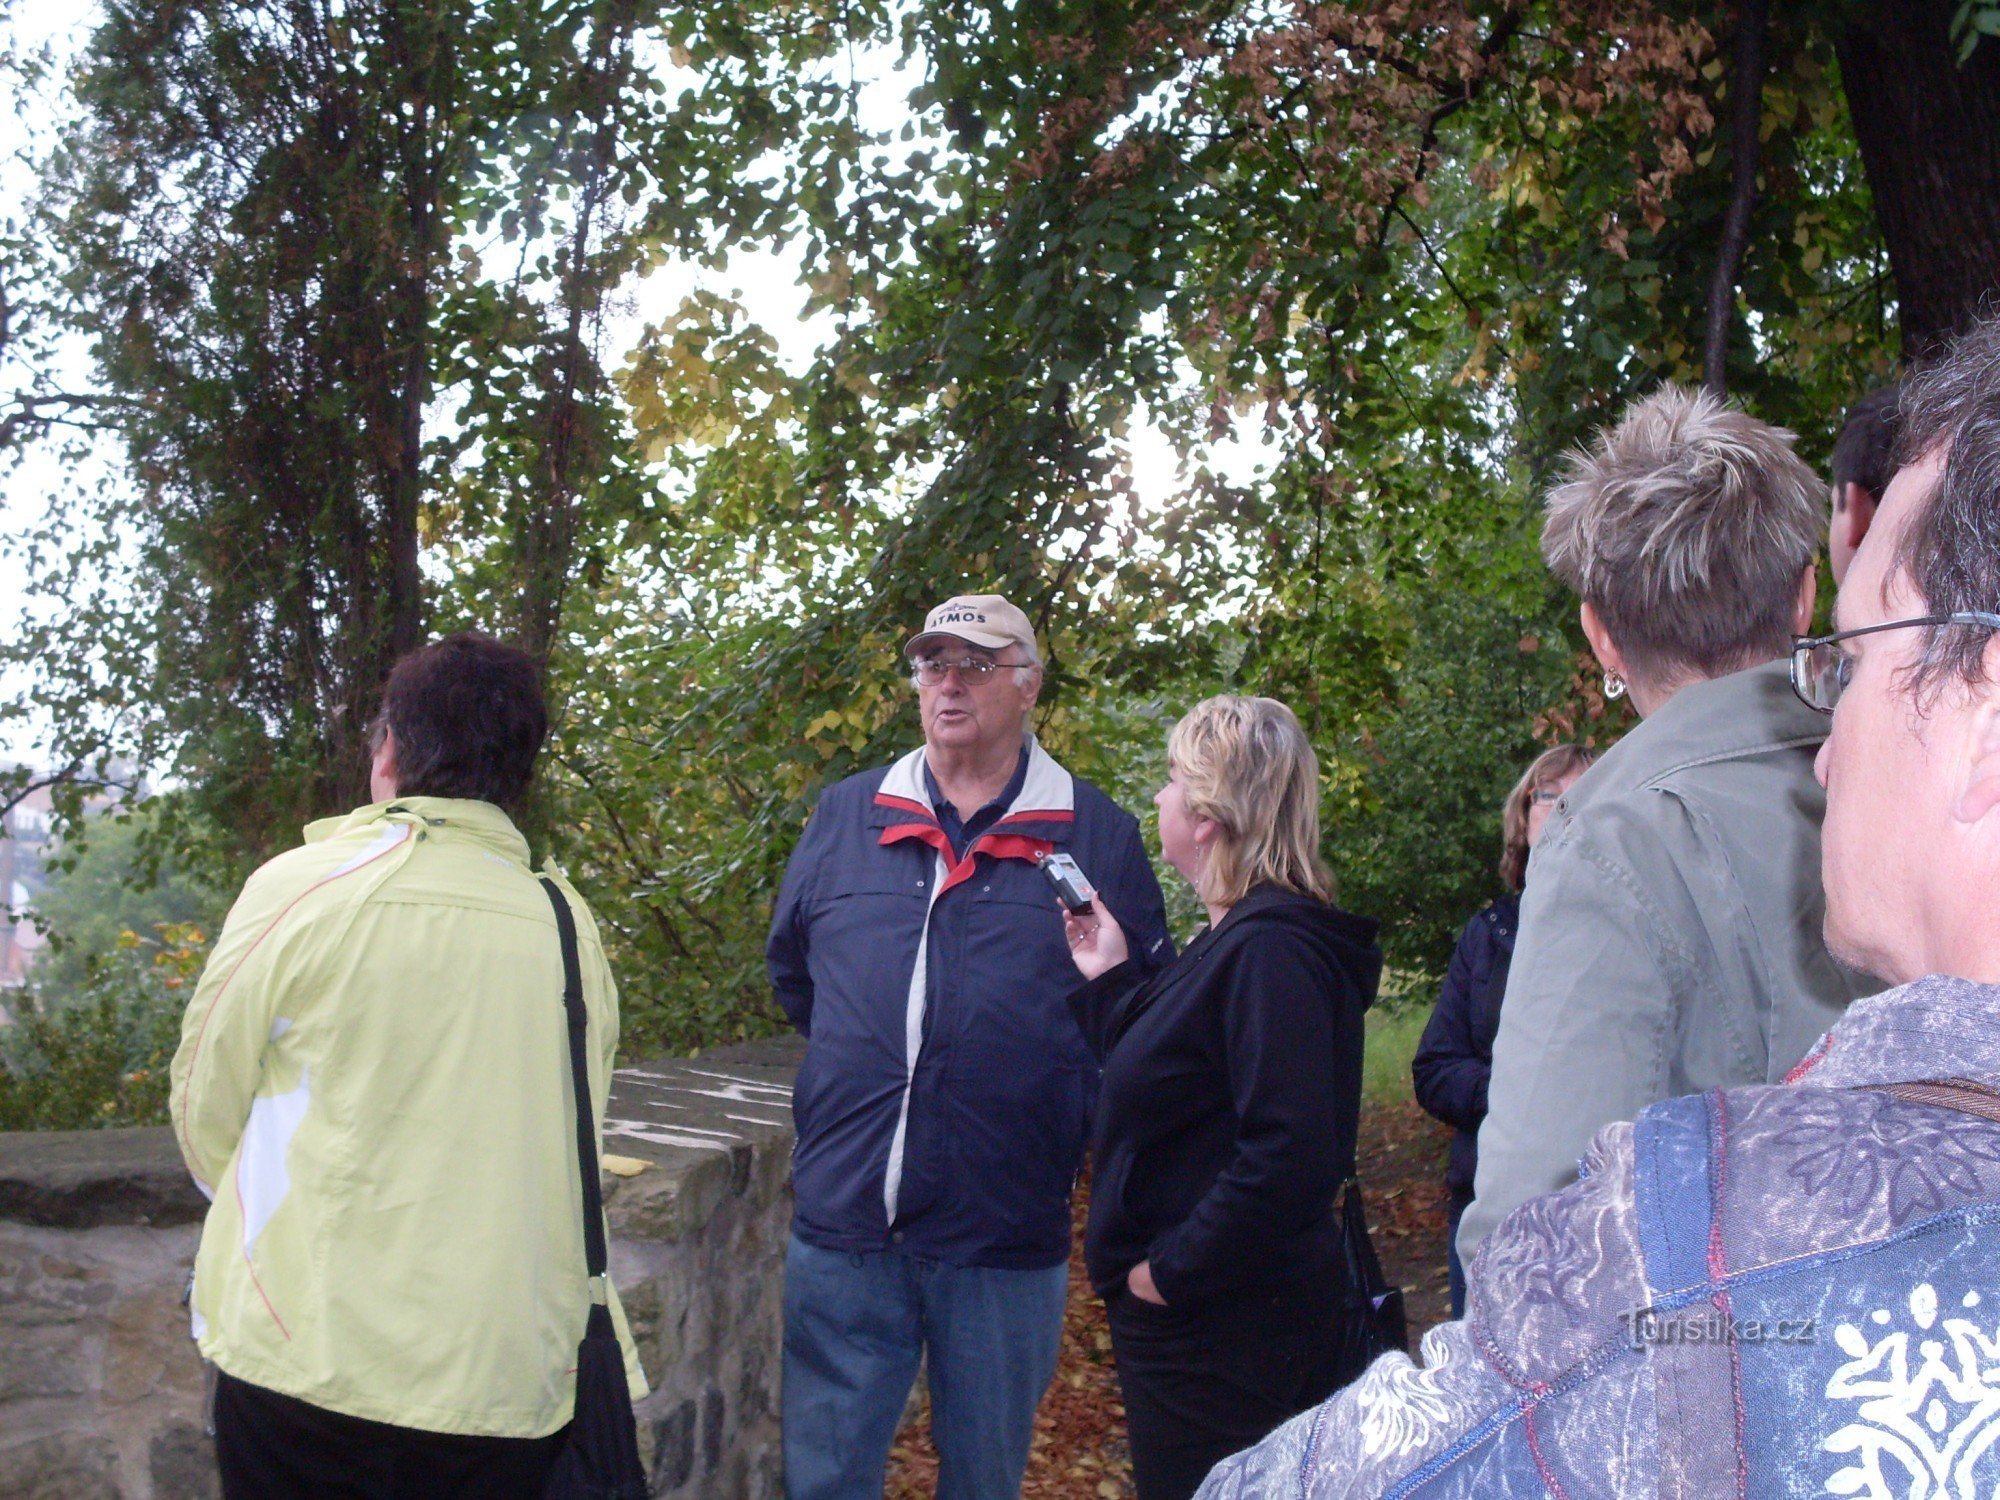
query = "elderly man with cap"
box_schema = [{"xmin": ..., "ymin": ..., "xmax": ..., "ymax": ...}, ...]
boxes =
[{"xmin": 770, "ymin": 593, "xmax": 1173, "ymax": 1500}]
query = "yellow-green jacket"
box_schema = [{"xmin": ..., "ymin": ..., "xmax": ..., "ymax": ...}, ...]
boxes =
[{"xmin": 169, "ymin": 797, "xmax": 647, "ymax": 1437}]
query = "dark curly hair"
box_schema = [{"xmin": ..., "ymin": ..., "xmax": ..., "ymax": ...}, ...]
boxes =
[{"xmin": 370, "ymin": 633, "xmax": 547, "ymax": 810}]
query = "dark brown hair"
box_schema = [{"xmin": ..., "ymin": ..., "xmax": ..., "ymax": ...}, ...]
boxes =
[
  {"xmin": 372, "ymin": 633, "xmax": 547, "ymax": 809},
  {"xmin": 1832, "ymin": 384, "xmax": 1903, "ymax": 503}
]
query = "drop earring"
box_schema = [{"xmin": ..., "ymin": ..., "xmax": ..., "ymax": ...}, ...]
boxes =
[{"xmin": 1604, "ymin": 671, "xmax": 1627, "ymax": 702}]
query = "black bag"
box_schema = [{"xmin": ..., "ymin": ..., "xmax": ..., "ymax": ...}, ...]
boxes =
[
  {"xmin": 540, "ymin": 877, "xmax": 649, "ymax": 1500},
  {"xmin": 1339, "ymin": 1177, "xmax": 1408, "ymax": 1361}
]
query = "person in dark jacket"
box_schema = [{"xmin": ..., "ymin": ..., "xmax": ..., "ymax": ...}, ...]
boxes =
[
  {"xmin": 769, "ymin": 593, "xmax": 1173, "ymax": 1500},
  {"xmin": 1061, "ymin": 694, "xmax": 1382, "ymax": 1500},
  {"xmin": 1411, "ymin": 743, "xmax": 1594, "ymax": 1317}
]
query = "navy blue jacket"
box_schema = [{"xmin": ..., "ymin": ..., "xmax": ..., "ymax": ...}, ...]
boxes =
[
  {"xmin": 768, "ymin": 739, "xmax": 1173, "ymax": 1268},
  {"xmin": 1410, "ymin": 893, "xmax": 1518, "ymax": 1196}
]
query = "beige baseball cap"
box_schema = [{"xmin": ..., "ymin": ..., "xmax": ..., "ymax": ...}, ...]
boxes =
[{"xmin": 904, "ymin": 593, "xmax": 1039, "ymax": 661}]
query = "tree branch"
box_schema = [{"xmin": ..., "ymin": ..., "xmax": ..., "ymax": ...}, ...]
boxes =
[
  {"xmin": 1371, "ymin": 5, "xmax": 1526, "ymax": 247},
  {"xmin": 1391, "ymin": 204, "xmax": 1491, "ymax": 333},
  {"xmin": 0, "ymin": 750, "xmax": 137, "ymax": 825},
  {"xmin": 0, "ymin": 391, "xmax": 131, "ymax": 450}
]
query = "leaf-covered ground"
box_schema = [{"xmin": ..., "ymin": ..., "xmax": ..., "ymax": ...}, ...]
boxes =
[{"xmin": 886, "ymin": 1098, "xmax": 1454, "ymax": 1497}]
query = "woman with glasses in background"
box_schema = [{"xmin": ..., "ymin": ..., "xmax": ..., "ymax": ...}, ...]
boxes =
[{"xmin": 1412, "ymin": 743, "xmax": 1593, "ymax": 1318}]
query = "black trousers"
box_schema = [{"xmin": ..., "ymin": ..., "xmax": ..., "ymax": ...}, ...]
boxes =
[
  {"xmin": 1108, "ymin": 1284, "xmax": 1369, "ymax": 1500},
  {"xmin": 213, "ymin": 1370, "xmax": 568, "ymax": 1500}
]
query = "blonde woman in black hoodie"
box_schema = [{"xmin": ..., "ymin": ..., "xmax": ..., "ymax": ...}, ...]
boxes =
[{"xmin": 1062, "ymin": 695, "xmax": 1383, "ymax": 1500}]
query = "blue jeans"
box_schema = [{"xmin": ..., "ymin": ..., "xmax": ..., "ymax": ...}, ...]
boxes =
[{"xmin": 782, "ymin": 1234, "xmax": 1069, "ymax": 1500}]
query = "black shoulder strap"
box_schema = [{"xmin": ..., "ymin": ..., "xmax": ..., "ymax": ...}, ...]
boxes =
[{"xmin": 541, "ymin": 876, "xmax": 608, "ymax": 1282}]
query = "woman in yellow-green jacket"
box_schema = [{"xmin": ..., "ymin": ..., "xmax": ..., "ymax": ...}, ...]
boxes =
[{"xmin": 170, "ymin": 633, "xmax": 645, "ymax": 1498}]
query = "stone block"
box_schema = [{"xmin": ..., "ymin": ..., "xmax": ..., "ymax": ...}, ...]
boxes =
[
  {"xmin": 701, "ymin": 1384, "xmax": 725, "ymax": 1476},
  {"xmin": 0, "ymin": 1323, "xmax": 95, "ymax": 1401},
  {"xmin": 619, "ymin": 1277, "xmax": 666, "ymax": 1388},
  {"xmin": 746, "ymin": 1138, "xmax": 793, "ymax": 1211},
  {"xmin": 150, "ymin": 1421, "xmax": 220, "ymax": 1500},
  {"xmin": 0, "ymin": 1128, "xmax": 207, "ymax": 1228},
  {"xmin": 104, "ymin": 1283, "xmax": 204, "ymax": 1407},
  {"xmin": 0, "ymin": 1245, "xmax": 119, "ymax": 1326},
  {"xmin": 652, "ymin": 1397, "xmax": 696, "ymax": 1492},
  {"xmin": 608, "ymin": 1149, "xmax": 732, "ymax": 1243},
  {"xmin": 737, "ymin": 1341, "xmax": 769, "ymax": 1421},
  {"xmin": 0, "ymin": 1432, "xmax": 120, "ymax": 1500}
]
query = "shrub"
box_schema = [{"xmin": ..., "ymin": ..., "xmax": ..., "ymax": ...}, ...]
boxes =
[{"xmin": 0, "ymin": 922, "xmax": 208, "ymax": 1131}]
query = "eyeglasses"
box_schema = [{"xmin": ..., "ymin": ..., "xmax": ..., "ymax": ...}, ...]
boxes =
[
  {"xmin": 1528, "ymin": 787, "xmax": 1563, "ymax": 806},
  {"xmin": 909, "ymin": 655, "xmax": 1029, "ymax": 686},
  {"xmin": 1789, "ymin": 611, "xmax": 2000, "ymax": 714}
]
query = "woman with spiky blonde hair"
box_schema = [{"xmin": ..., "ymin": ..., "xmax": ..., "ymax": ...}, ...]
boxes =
[
  {"xmin": 1060, "ymin": 694, "xmax": 1383, "ymax": 1500},
  {"xmin": 1460, "ymin": 385, "xmax": 1880, "ymax": 1264}
]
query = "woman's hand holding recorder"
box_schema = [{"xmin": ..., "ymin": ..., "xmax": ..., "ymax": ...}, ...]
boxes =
[
  {"xmin": 1061, "ymin": 902, "xmax": 1128, "ymax": 980},
  {"xmin": 1041, "ymin": 851, "xmax": 1129, "ymax": 979}
]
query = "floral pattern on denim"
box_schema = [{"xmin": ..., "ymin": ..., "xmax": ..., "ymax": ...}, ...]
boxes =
[
  {"xmin": 1195, "ymin": 979, "xmax": 2000, "ymax": 1500},
  {"xmin": 1771, "ymin": 1088, "xmax": 2000, "ymax": 1228}
]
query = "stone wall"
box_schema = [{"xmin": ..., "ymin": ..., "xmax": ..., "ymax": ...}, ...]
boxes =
[{"xmin": 0, "ymin": 1037, "xmax": 802, "ymax": 1499}]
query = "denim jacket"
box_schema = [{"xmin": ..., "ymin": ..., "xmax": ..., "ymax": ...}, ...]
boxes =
[{"xmin": 1198, "ymin": 976, "xmax": 2000, "ymax": 1499}]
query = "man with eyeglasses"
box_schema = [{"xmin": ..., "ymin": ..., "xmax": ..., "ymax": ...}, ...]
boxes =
[
  {"xmin": 1192, "ymin": 314, "xmax": 2000, "ymax": 1500},
  {"xmin": 770, "ymin": 592, "xmax": 1172, "ymax": 1500}
]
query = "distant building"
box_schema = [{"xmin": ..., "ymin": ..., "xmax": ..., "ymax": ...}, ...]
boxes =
[{"xmin": 1, "ymin": 778, "xmax": 55, "ymax": 994}]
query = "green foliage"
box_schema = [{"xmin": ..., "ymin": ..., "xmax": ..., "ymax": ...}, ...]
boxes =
[
  {"xmin": 1363, "ymin": 1001, "xmax": 1433, "ymax": 1110},
  {"xmin": 28, "ymin": 806, "xmax": 229, "ymax": 1007},
  {"xmin": 1328, "ymin": 541, "xmax": 1615, "ymax": 975},
  {"xmin": 3, "ymin": 0, "xmax": 1969, "ymax": 1062},
  {"xmin": 0, "ymin": 922, "xmax": 208, "ymax": 1131},
  {"xmin": 1953, "ymin": 0, "xmax": 2000, "ymax": 60}
]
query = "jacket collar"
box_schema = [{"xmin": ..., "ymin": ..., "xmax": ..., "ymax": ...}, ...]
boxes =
[
  {"xmin": 869, "ymin": 737, "xmax": 1076, "ymax": 842},
  {"xmin": 1563, "ymin": 658, "xmax": 1827, "ymax": 815},
  {"xmin": 870, "ymin": 738, "xmax": 1075, "ymax": 898},
  {"xmin": 1787, "ymin": 975, "xmax": 2000, "ymax": 1091},
  {"xmin": 306, "ymin": 797, "xmax": 532, "ymax": 867}
]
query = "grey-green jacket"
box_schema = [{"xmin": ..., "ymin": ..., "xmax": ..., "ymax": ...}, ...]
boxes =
[{"xmin": 1459, "ymin": 658, "xmax": 1877, "ymax": 1257}]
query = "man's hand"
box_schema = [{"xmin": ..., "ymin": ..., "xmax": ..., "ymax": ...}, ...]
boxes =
[
  {"xmin": 1062, "ymin": 901, "xmax": 1129, "ymax": 980},
  {"xmin": 1127, "ymin": 1260, "xmax": 1166, "ymax": 1305}
]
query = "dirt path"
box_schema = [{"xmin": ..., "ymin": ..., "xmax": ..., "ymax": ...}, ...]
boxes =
[{"xmin": 885, "ymin": 1098, "xmax": 1455, "ymax": 1497}]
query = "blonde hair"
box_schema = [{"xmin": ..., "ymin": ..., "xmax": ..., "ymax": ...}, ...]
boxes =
[
  {"xmin": 1167, "ymin": 695, "xmax": 1335, "ymax": 907},
  {"xmin": 1540, "ymin": 385, "xmax": 1822, "ymax": 691},
  {"xmin": 1498, "ymin": 744, "xmax": 1596, "ymax": 893}
]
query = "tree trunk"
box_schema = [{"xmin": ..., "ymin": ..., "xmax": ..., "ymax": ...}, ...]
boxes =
[
  {"xmin": 1703, "ymin": 0, "xmax": 1769, "ymax": 396},
  {"xmin": 516, "ymin": 2, "xmax": 634, "ymax": 671},
  {"xmin": 387, "ymin": 4, "xmax": 444, "ymax": 668},
  {"xmin": 1837, "ymin": 2, "xmax": 2000, "ymax": 356}
]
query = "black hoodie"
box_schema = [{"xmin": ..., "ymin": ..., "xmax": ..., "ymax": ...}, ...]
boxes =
[{"xmin": 1069, "ymin": 884, "xmax": 1383, "ymax": 1311}]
